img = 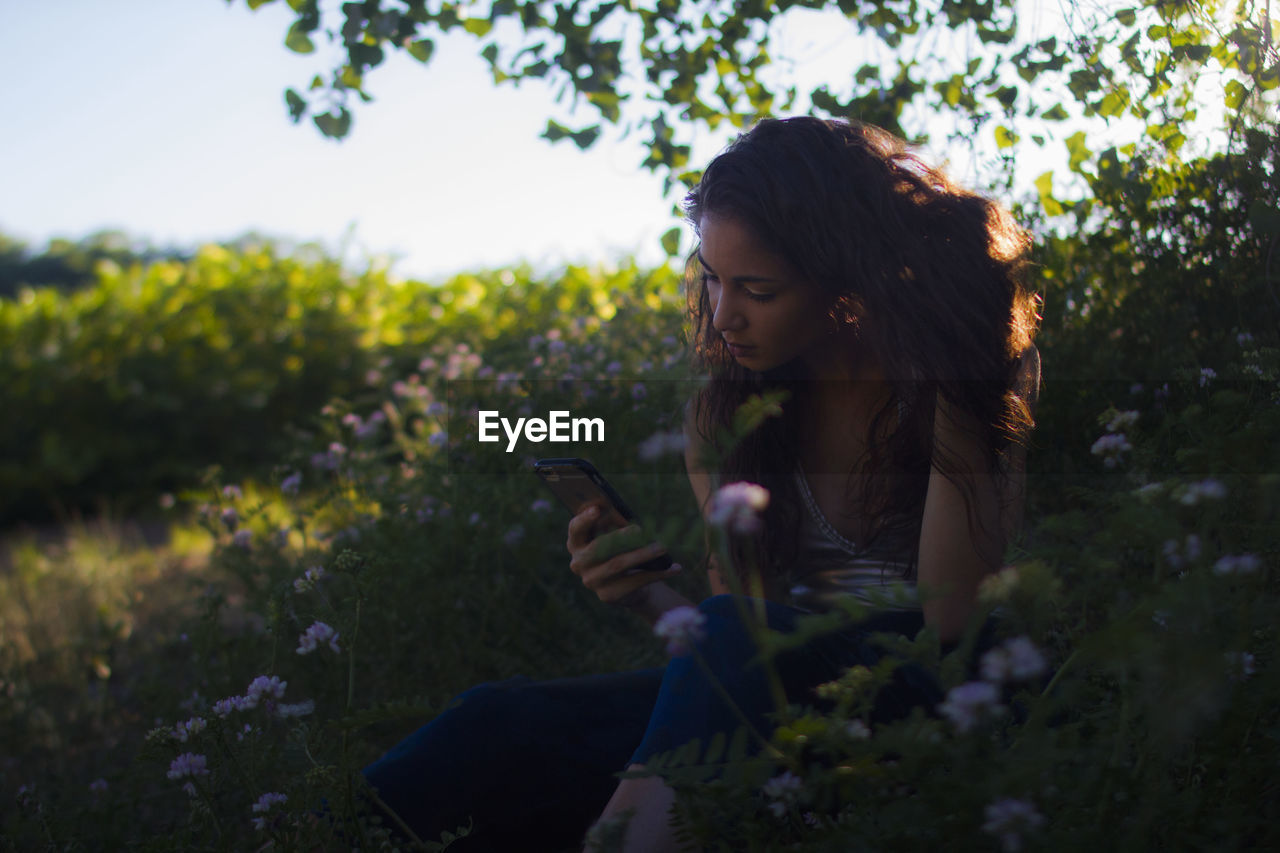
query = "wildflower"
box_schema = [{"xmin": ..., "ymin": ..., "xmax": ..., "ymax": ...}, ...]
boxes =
[
  {"xmin": 296, "ymin": 621, "xmax": 341, "ymax": 655},
  {"xmin": 1104, "ymin": 409, "xmax": 1139, "ymax": 432},
  {"xmin": 1089, "ymin": 433, "xmax": 1132, "ymax": 468},
  {"xmin": 232, "ymin": 529, "xmax": 253, "ymax": 549},
  {"xmin": 1213, "ymin": 553, "xmax": 1262, "ymax": 575},
  {"xmin": 1178, "ymin": 478, "xmax": 1228, "ymax": 505},
  {"xmin": 355, "ymin": 410, "xmax": 385, "ymax": 440},
  {"xmin": 937, "ymin": 681, "xmax": 1005, "ymax": 733},
  {"xmin": 707, "ymin": 482, "xmax": 771, "ymax": 535},
  {"xmin": 653, "ymin": 606, "xmax": 708, "ymax": 656},
  {"xmin": 762, "ymin": 771, "xmax": 804, "ymax": 818},
  {"xmin": 982, "ymin": 797, "xmax": 1045, "ymax": 853},
  {"xmin": 419, "ymin": 356, "xmax": 438, "ymax": 371},
  {"xmin": 1199, "ymin": 367, "xmax": 1217, "ymax": 387},
  {"xmin": 172, "ymin": 717, "xmax": 207, "ymax": 743},
  {"xmin": 606, "ymin": 360, "xmax": 623, "ymax": 375},
  {"xmin": 251, "ymin": 791, "xmax": 289, "ymax": 831},
  {"xmin": 503, "ymin": 525, "xmax": 525, "ymax": 546},
  {"xmin": 980, "ymin": 637, "xmax": 1048, "ymax": 684},
  {"xmin": 166, "ymin": 753, "xmax": 209, "ymax": 781},
  {"xmin": 1134, "ymin": 481, "xmax": 1164, "ymax": 501},
  {"xmin": 1129, "ymin": 383, "xmax": 1144, "ymax": 395},
  {"xmin": 845, "ymin": 720, "xmax": 871, "ymax": 740},
  {"xmin": 277, "ymin": 700, "xmax": 316, "ymax": 719},
  {"xmin": 280, "ymin": 472, "xmax": 302, "ymax": 495},
  {"xmin": 1237, "ymin": 332, "xmax": 1255, "ymax": 346},
  {"xmin": 977, "ymin": 566, "xmax": 1020, "ymax": 605},
  {"xmin": 429, "ymin": 431, "xmax": 449, "ymax": 448},
  {"xmin": 212, "ymin": 695, "xmax": 253, "ymax": 717},
  {"xmin": 159, "ymin": 492, "xmax": 176, "ymax": 509},
  {"xmin": 631, "ymin": 382, "xmax": 647, "ymax": 400},
  {"xmin": 245, "ymin": 675, "xmax": 288, "ymax": 706},
  {"xmin": 293, "ymin": 565, "xmax": 326, "ymax": 593},
  {"xmin": 638, "ymin": 429, "xmax": 688, "ymax": 461},
  {"xmin": 237, "ymin": 723, "xmax": 255, "ymax": 742},
  {"xmin": 222, "ymin": 485, "xmax": 243, "ymax": 500},
  {"xmin": 531, "ymin": 498, "xmax": 552, "ymax": 513},
  {"xmin": 89, "ymin": 778, "xmax": 108, "ymax": 795},
  {"xmin": 220, "ymin": 507, "xmax": 239, "ymax": 531}
]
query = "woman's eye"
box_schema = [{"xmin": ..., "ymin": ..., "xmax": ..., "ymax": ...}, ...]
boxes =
[{"xmin": 744, "ymin": 290, "xmax": 775, "ymax": 303}]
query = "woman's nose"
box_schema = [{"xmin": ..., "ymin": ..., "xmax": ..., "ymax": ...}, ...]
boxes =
[{"xmin": 711, "ymin": 291, "xmax": 744, "ymax": 332}]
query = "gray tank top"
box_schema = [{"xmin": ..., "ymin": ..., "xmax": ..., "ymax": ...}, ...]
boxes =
[{"xmin": 787, "ymin": 467, "xmax": 920, "ymax": 613}]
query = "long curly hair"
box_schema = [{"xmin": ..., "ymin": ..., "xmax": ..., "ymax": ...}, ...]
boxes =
[{"xmin": 685, "ymin": 117, "xmax": 1040, "ymax": 588}]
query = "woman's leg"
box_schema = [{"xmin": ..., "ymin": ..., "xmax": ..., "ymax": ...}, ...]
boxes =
[
  {"xmin": 363, "ymin": 668, "xmax": 663, "ymax": 852},
  {"xmin": 589, "ymin": 596, "xmax": 944, "ymax": 851}
]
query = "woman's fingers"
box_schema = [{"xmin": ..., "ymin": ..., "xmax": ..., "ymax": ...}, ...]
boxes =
[
  {"xmin": 565, "ymin": 504, "xmax": 602, "ymax": 552},
  {"xmin": 574, "ymin": 541, "xmax": 670, "ymax": 590}
]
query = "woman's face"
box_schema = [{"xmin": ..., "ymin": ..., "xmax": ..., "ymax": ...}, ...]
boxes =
[{"xmin": 698, "ymin": 214, "xmax": 833, "ymax": 373}]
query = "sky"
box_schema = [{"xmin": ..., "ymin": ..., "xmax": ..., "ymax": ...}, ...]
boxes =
[
  {"xmin": 0, "ymin": 0, "xmax": 1099, "ymax": 282},
  {"xmin": 0, "ymin": 0, "xmax": 684, "ymax": 281}
]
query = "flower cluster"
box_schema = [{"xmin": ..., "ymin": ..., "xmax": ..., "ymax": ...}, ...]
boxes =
[
  {"xmin": 251, "ymin": 791, "xmax": 289, "ymax": 832},
  {"xmin": 761, "ymin": 771, "xmax": 804, "ymax": 818},
  {"xmin": 1177, "ymin": 478, "xmax": 1228, "ymax": 505},
  {"xmin": 172, "ymin": 716, "xmax": 207, "ymax": 743},
  {"xmin": 1213, "ymin": 553, "xmax": 1262, "ymax": 575},
  {"xmin": 979, "ymin": 637, "xmax": 1049, "ymax": 684},
  {"xmin": 167, "ymin": 752, "xmax": 208, "ymax": 794},
  {"xmin": 1089, "ymin": 433, "xmax": 1132, "ymax": 468},
  {"xmin": 296, "ymin": 621, "xmax": 341, "ymax": 655},
  {"xmin": 982, "ymin": 797, "xmax": 1045, "ymax": 852},
  {"xmin": 637, "ymin": 429, "xmax": 687, "ymax": 461},
  {"xmin": 707, "ymin": 482, "xmax": 770, "ymax": 535},
  {"xmin": 292, "ymin": 565, "xmax": 326, "ymax": 593},
  {"xmin": 937, "ymin": 681, "xmax": 1005, "ymax": 733},
  {"xmin": 653, "ymin": 606, "xmax": 707, "ymax": 656}
]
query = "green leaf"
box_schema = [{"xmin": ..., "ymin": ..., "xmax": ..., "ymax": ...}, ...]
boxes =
[
  {"xmin": 1224, "ymin": 79, "xmax": 1248, "ymax": 110},
  {"xmin": 285, "ymin": 21, "xmax": 315, "ymax": 54},
  {"xmin": 1115, "ymin": 8, "xmax": 1136, "ymax": 26},
  {"xmin": 313, "ymin": 107, "xmax": 352, "ymax": 138},
  {"xmin": 995, "ymin": 125, "xmax": 1017, "ymax": 149},
  {"xmin": 247, "ymin": 0, "xmax": 277, "ymax": 9},
  {"xmin": 660, "ymin": 227, "xmax": 681, "ymax": 256},
  {"xmin": 1065, "ymin": 130, "xmax": 1092, "ymax": 172},
  {"xmin": 406, "ymin": 38, "xmax": 435, "ymax": 64},
  {"xmin": 1043, "ymin": 103, "xmax": 1069, "ymax": 121},
  {"xmin": 1035, "ymin": 170, "xmax": 1063, "ymax": 216},
  {"xmin": 284, "ymin": 88, "xmax": 307, "ymax": 123},
  {"xmin": 462, "ymin": 18, "xmax": 493, "ymax": 37},
  {"xmin": 1248, "ymin": 200, "xmax": 1280, "ymax": 236}
]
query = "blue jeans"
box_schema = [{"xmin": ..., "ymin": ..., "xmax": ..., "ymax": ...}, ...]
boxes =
[{"xmin": 362, "ymin": 595, "xmax": 959, "ymax": 851}]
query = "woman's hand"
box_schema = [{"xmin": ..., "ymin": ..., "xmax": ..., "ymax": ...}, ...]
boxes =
[{"xmin": 566, "ymin": 505, "xmax": 682, "ymax": 607}]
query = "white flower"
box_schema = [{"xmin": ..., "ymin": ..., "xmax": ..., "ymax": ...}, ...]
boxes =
[
  {"xmin": 938, "ymin": 681, "xmax": 1005, "ymax": 733},
  {"xmin": 1178, "ymin": 479, "xmax": 1228, "ymax": 505},
  {"xmin": 1105, "ymin": 409, "xmax": 1140, "ymax": 432},
  {"xmin": 1213, "ymin": 553, "xmax": 1262, "ymax": 575},
  {"xmin": 296, "ymin": 621, "xmax": 341, "ymax": 655},
  {"xmin": 1090, "ymin": 433, "xmax": 1132, "ymax": 468},
  {"xmin": 172, "ymin": 717, "xmax": 207, "ymax": 743},
  {"xmin": 982, "ymin": 797, "xmax": 1044, "ymax": 853},
  {"xmin": 245, "ymin": 675, "xmax": 287, "ymax": 707},
  {"xmin": 252, "ymin": 792, "xmax": 288, "ymax": 813},
  {"xmin": 980, "ymin": 637, "xmax": 1047, "ymax": 684},
  {"xmin": 167, "ymin": 753, "xmax": 209, "ymax": 781},
  {"xmin": 280, "ymin": 472, "xmax": 302, "ymax": 495},
  {"xmin": 251, "ymin": 791, "xmax": 288, "ymax": 831},
  {"xmin": 653, "ymin": 606, "xmax": 708, "ymax": 656},
  {"xmin": 293, "ymin": 565, "xmax": 326, "ymax": 593},
  {"xmin": 212, "ymin": 695, "xmax": 253, "ymax": 717},
  {"xmin": 276, "ymin": 700, "xmax": 316, "ymax": 719},
  {"xmin": 845, "ymin": 720, "xmax": 871, "ymax": 739},
  {"xmin": 762, "ymin": 771, "xmax": 804, "ymax": 817},
  {"xmin": 707, "ymin": 482, "xmax": 770, "ymax": 534}
]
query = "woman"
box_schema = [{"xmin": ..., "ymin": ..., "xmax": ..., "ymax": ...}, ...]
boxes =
[{"xmin": 363, "ymin": 117, "xmax": 1040, "ymax": 851}]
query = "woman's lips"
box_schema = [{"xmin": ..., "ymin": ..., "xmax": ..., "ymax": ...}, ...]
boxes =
[{"xmin": 726, "ymin": 342, "xmax": 755, "ymax": 358}]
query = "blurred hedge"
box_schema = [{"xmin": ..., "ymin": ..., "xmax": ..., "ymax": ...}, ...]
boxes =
[{"xmin": 0, "ymin": 243, "xmax": 682, "ymax": 524}]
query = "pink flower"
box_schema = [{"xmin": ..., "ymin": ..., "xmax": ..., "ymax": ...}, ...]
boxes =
[
  {"xmin": 296, "ymin": 621, "xmax": 340, "ymax": 655},
  {"xmin": 653, "ymin": 606, "xmax": 707, "ymax": 655},
  {"xmin": 708, "ymin": 482, "xmax": 770, "ymax": 534},
  {"xmin": 166, "ymin": 753, "xmax": 209, "ymax": 781}
]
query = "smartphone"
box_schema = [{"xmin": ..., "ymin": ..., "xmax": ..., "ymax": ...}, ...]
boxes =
[{"xmin": 533, "ymin": 457, "xmax": 673, "ymax": 572}]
